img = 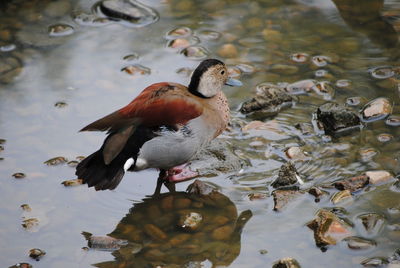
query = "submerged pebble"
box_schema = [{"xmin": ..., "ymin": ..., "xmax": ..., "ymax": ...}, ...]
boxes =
[
  {"xmin": 85, "ymin": 233, "xmax": 128, "ymax": 250},
  {"xmin": 272, "ymin": 257, "xmax": 301, "ymax": 268},
  {"xmin": 0, "ymin": 44, "xmax": 16, "ymax": 52},
  {"xmin": 346, "ymin": 96, "xmax": 363, "ymax": 106},
  {"xmin": 48, "ymin": 24, "xmax": 74, "ymax": 37},
  {"xmin": 217, "ymin": 43, "xmax": 238, "ymax": 58},
  {"xmin": 122, "ymin": 64, "xmax": 151, "ymax": 76},
  {"xmin": 369, "ymin": 66, "xmax": 394, "ymax": 79},
  {"xmin": 386, "ymin": 115, "xmax": 400, "ymax": 127},
  {"xmin": 197, "ymin": 30, "xmax": 221, "ymax": 40},
  {"xmin": 377, "ymin": 133, "xmax": 393, "ymax": 142},
  {"xmin": 331, "ymin": 190, "xmax": 352, "ymax": 205},
  {"xmin": 312, "ymin": 55, "xmax": 331, "ymax": 67},
  {"xmin": 22, "ymin": 218, "xmax": 39, "ymax": 231},
  {"xmin": 179, "ymin": 212, "xmax": 203, "ymax": 231},
  {"xmin": 336, "ymin": 79, "xmax": 351, "ymax": 88},
  {"xmin": 9, "ymin": 263, "xmax": 32, "ymax": 268},
  {"xmin": 166, "ymin": 27, "xmax": 192, "ymax": 39},
  {"xmin": 290, "ymin": 52, "xmax": 308, "ymax": 63},
  {"xmin": 67, "ymin": 160, "xmax": 79, "ymax": 167},
  {"xmin": 123, "ymin": 53, "xmax": 139, "ymax": 62},
  {"xmin": 181, "ymin": 46, "xmax": 208, "ymax": 59}
]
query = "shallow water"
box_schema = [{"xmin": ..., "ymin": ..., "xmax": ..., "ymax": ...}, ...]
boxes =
[{"xmin": 0, "ymin": 0, "xmax": 400, "ymax": 267}]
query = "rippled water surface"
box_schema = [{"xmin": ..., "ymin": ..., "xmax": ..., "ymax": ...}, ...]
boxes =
[{"xmin": 1, "ymin": 0, "xmax": 400, "ymax": 267}]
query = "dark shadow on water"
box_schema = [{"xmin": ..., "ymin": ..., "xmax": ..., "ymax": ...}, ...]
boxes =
[{"xmin": 88, "ymin": 180, "xmax": 252, "ymax": 268}]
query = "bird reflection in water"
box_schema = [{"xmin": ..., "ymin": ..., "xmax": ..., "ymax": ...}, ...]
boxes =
[{"xmin": 84, "ymin": 180, "xmax": 252, "ymax": 268}]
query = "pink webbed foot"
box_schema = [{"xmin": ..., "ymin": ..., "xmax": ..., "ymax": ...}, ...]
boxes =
[{"xmin": 166, "ymin": 164, "xmax": 198, "ymax": 182}]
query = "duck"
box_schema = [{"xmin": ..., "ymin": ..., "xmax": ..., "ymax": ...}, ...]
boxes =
[{"xmin": 76, "ymin": 58, "xmax": 241, "ymax": 191}]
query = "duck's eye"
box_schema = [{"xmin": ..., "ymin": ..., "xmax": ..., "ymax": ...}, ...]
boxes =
[{"xmin": 220, "ymin": 70, "xmax": 225, "ymax": 75}]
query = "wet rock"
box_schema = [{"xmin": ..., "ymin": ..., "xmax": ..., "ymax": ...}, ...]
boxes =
[
  {"xmin": 168, "ymin": 233, "xmax": 191, "ymax": 247},
  {"xmin": 311, "ymin": 55, "xmax": 331, "ymax": 67},
  {"xmin": 344, "ymin": 236, "xmax": 376, "ymax": 250},
  {"xmin": 272, "ymin": 189, "xmax": 302, "ymax": 211},
  {"xmin": 357, "ymin": 213, "xmax": 385, "ymax": 237},
  {"xmin": 336, "ymin": 79, "xmax": 351, "ymax": 88},
  {"xmin": 308, "ymin": 187, "xmax": 327, "ymax": 202},
  {"xmin": 259, "ymin": 249, "xmax": 268, "ymax": 255},
  {"xmin": 67, "ymin": 160, "xmax": 79, "ymax": 167},
  {"xmin": 377, "ymin": 133, "xmax": 393, "ymax": 142},
  {"xmin": 48, "ymin": 23, "xmax": 74, "ymax": 37},
  {"xmin": 285, "ymin": 147, "xmax": 307, "ymax": 160},
  {"xmin": 12, "ymin": 172, "xmax": 26, "ymax": 179},
  {"xmin": 99, "ymin": 0, "xmax": 159, "ymax": 26},
  {"xmin": 334, "ymin": 175, "xmax": 369, "ymax": 192},
  {"xmin": 307, "ymin": 209, "xmax": 351, "ymax": 249},
  {"xmin": 179, "ymin": 212, "xmax": 202, "ymax": 232},
  {"xmin": 22, "ymin": 218, "xmax": 39, "ymax": 231},
  {"xmin": 331, "ymin": 190, "xmax": 352, "ymax": 205},
  {"xmin": 44, "ymin": 0, "xmax": 71, "ymax": 17},
  {"xmin": 361, "ymin": 257, "xmax": 388, "ymax": 267},
  {"xmin": 365, "ymin": 170, "xmax": 393, "ymax": 185},
  {"xmin": 187, "ymin": 180, "xmax": 216, "ymax": 195},
  {"xmin": 370, "ymin": 66, "xmax": 394, "ymax": 79},
  {"xmin": 54, "ymin": 101, "xmax": 67, "ymax": 108},
  {"xmin": 386, "ymin": 115, "xmax": 400, "ymax": 127},
  {"xmin": 29, "ymin": 248, "xmax": 46, "ymax": 261},
  {"xmin": 121, "ymin": 64, "xmax": 151, "ymax": 76},
  {"xmin": 248, "ymin": 193, "xmax": 267, "ymax": 201},
  {"xmin": 270, "ymin": 64, "xmax": 298, "ymax": 75},
  {"xmin": 360, "ymin": 97, "xmax": 392, "ymax": 122},
  {"xmin": 61, "ymin": 178, "xmax": 83, "ymax": 187},
  {"xmin": 83, "ymin": 232, "xmax": 128, "ymax": 250},
  {"xmin": 272, "ymin": 257, "xmax": 301, "ymax": 268},
  {"xmin": 181, "ymin": 46, "xmax": 208, "ymax": 59},
  {"xmin": 9, "ymin": 263, "xmax": 32, "ymax": 268},
  {"xmin": 123, "ymin": 53, "xmax": 139, "ymax": 61},
  {"xmin": 311, "ymin": 81, "xmax": 335, "ymax": 100},
  {"xmin": 167, "ymin": 38, "xmax": 193, "ymax": 49},
  {"xmin": 271, "ymin": 162, "xmax": 300, "ymax": 188},
  {"xmin": 315, "ymin": 102, "xmax": 361, "ymax": 135},
  {"xmin": 72, "ymin": 12, "xmax": 113, "ymax": 27},
  {"xmin": 240, "ymin": 84, "xmax": 294, "ymax": 117},
  {"xmin": 217, "ymin": 43, "xmax": 238, "ymax": 58},
  {"xmin": 166, "ymin": 27, "xmax": 192, "ymax": 39},
  {"xmin": 44, "ymin": 156, "xmax": 68, "ymax": 166},
  {"xmin": 20, "ymin": 204, "xmax": 31, "ymax": 212},
  {"xmin": 290, "ymin": 53, "xmax": 308, "ymax": 63},
  {"xmin": 198, "ymin": 30, "xmax": 221, "ymax": 40}
]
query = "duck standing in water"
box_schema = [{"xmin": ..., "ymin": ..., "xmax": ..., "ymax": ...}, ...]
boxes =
[{"xmin": 76, "ymin": 59, "xmax": 241, "ymax": 191}]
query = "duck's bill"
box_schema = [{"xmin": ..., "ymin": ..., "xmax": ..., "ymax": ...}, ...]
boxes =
[{"xmin": 225, "ymin": 78, "xmax": 243, "ymax": 87}]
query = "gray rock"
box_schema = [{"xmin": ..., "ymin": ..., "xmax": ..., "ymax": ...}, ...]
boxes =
[
  {"xmin": 240, "ymin": 84, "xmax": 294, "ymax": 118},
  {"xmin": 271, "ymin": 162, "xmax": 299, "ymax": 188},
  {"xmin": 315, "ymin": 102, "xmax": 361, "ymax": 135}
]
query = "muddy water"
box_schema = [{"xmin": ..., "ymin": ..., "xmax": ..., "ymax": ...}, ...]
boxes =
[{"xmin": 0, "ymin": 0, "xmax": 400, "ymax": 267}]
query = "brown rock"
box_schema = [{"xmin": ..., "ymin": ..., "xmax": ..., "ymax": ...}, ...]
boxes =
[
  {"xmin": 174, "ymin": 197, "xmax": 192, "ymax": 209},
  {"xmin": 272, "ymin": 257, "xmax": 301, "ymax": 268},
  {"xmin": 217, "ymin": 43, "xmax": 238, "ymax": 58},
  {"xmin": 331, "ymin": 190, "xmax": 353, "ymax": 205},
  {"xmin": 160, "ymin": 195, "xmax": 174, "ymax": 211},
  {"xmin": 361, "ymin": 97, "xmax": 392, "ymax": 122},
  {"xmin": 168, "ymin": 233, "xmax": 191, "ymax": 247},
  {"xmin": 334, "ymin": 175, "xmax": 369, "ymax": 192},
  {"xmin": 307, "ymin": 209, "xmax": 351, "ymax": 248}
]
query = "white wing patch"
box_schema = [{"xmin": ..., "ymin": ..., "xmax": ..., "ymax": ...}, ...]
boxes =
[{"xmin": 123, "ymin": 158, "xmax": 135, "ymax": 172}]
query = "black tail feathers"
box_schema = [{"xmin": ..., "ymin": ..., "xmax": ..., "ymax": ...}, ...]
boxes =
[{"xmin": 75, "ymin": 149, "xmax": 126, "ymax": 191}]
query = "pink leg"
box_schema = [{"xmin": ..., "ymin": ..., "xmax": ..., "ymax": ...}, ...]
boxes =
[{"xmin": 166, "ymin": 163, "xmax": 198, "ymax": 182}]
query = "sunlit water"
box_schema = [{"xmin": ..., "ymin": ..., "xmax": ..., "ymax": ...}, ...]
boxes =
[{"xmin": 0, "ymin": 0, "xmax": 399, "ymax": 267}]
